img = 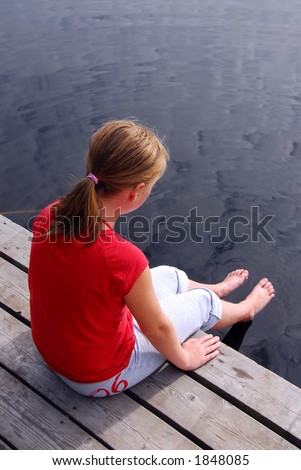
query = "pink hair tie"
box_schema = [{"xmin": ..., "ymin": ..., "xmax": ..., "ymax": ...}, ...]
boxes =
[{"xmin": 87, "ymin": 173, "xmax": 99, "ymax": 185}]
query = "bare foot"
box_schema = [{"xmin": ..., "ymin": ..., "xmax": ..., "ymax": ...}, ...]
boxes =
[
  {"xmin": 216, "ymin": 269, "xmax": 249, "ymax": 298},
  {"xmin": 243, "ymin": 278, "xmax": 275, "ymax": 321}
]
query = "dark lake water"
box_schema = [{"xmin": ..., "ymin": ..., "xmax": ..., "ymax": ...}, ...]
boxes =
[{"xmin": 1, "ymin": 0, "xmax": 301, "ymax": 388}]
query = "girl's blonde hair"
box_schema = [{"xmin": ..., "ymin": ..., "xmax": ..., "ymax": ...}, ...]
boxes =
[{"xmin": 49, "ymin": 119, "xmax": 169, "ymax": 242}]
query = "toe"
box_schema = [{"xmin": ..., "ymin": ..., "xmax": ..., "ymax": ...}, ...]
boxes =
[
  {"xmin": 233, "ymin": 269, "xmax": 246, "ymax": 277},
  {"xmin": 259, "ymin": 278, "xmax": 269, "ymax": 287}
]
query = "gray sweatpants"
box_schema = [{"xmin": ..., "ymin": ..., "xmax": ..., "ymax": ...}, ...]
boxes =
[{"xmin": 59, "ymin": 265, "xmax": 222, "ymax": 397}]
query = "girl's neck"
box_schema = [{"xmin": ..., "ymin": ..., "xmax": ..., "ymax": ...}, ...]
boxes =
[
  {"xmin": 100, "ymin": 206, "xmax": 120, "ymax": 229},
  {"xmin": 99, "ymin": 184, "xmax": 149, "ymax": 229},
  {"xmin": 99, "ymin": 194, "xmax": 124, "ymax": 229}
]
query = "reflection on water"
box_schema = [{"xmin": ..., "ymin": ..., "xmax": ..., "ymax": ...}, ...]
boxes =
[{"xmin": 0, "ymin": 0, "xmax": 301, "ymax": 387}]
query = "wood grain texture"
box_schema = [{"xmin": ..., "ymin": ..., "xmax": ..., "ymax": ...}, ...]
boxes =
[
  {"xmin": 0, "ymin": 367, "xmax": 106, "ymax": 450},
  {"xmin": 192, "ymin": 331, "xmax": 301, "ymax": 443},
  {"xmin": 129, "ymin": 364, "xmax": 297, "ymax": 450},
  {"xmin": 0, "ymin": 215, "xmax": 31, "ymax": 268},
  {"xmin": 0, "ymin": 258, "xmax": 30, "ymax": 320},
  {"xmin": 0, "ymin": 308, "xmax": 199, "ymax": 450}
]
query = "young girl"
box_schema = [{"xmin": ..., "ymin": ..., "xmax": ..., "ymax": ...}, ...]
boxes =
[{"xmin": 28, "ymin": 119, "xmax": 275, "ymax": 398}]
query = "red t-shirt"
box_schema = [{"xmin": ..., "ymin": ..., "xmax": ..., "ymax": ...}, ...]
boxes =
[{"xmin": 28, "ymin": 202, "xmax": 148, "ymax": 383}]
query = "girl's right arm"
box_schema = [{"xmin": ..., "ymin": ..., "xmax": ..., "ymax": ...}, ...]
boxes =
[{"xmin": 124, "ymin": 267, "xmax": 221, "ymax": 371}]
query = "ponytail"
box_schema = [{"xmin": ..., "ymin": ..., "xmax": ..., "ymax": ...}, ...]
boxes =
[{"xmin": 48, "ymin": 177, "xmax": 101, "ymax": 243}]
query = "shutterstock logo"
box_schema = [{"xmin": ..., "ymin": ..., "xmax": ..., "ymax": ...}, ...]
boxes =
[
  {"xmin": 120, "ymin": 206, "xmax": 275, "ymax": 245},
  {"xmin": 28, "ymin": 205, "xmax": 275, "ymax": 245}
]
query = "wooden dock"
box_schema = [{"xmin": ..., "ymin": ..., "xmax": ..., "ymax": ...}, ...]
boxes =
[{"xmin": 0, "ymin": 213, "xmax": 301, "ymax": 450}]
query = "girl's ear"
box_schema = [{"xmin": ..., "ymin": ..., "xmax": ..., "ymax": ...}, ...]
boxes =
[{"xmin": 129, "ymin": 183, "xmax": 146, "ymax": 200}]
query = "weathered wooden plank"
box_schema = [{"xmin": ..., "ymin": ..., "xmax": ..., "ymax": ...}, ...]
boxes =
[
  {"xmin": 0, "ymin": 367, "xmax": 106, "ymax": 450},
  {"xmin": 129, "ymin": 364, "xmax": 297, "ymax": 450},
  {"xmin": 0, "ymin": 215, "xmax": 31, "ymax": 268},
  {"xmin": 191, "ymin": 331, "xmax": 301, "ymax": 445},
  {"xmin": 0, "ymin": 258, "xmax": 30, "ymax": 320},
  {"xmin": 0, "ymin": 308, "xmax": 200, "ymax": 450}
]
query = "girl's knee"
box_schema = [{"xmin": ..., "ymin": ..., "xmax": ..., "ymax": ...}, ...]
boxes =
[{"xmin": 150, "ymin": 265, "xmax": 186, "ymax": 299}]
